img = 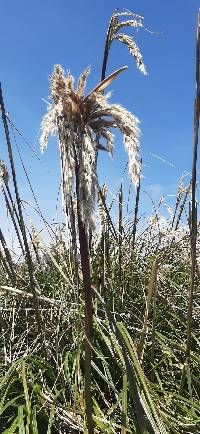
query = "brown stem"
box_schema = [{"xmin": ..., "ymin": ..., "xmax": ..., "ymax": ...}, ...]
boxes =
[
  {"xmin": 0, "ymin": 84, "xmax": 41, "ymax": 334},
  {"xmin": 73, "ymin": 143, "xmax": 94, "ymax": 433},
  {"xmin": 101, "ymin": 15, "xmax": 115, "ymax": 81},
  {"xmin": 180, "ymin": 11, "xmax": 199, "ymax": 394},
  {"xmin": 77, "ymin": 218, "xmax": 93, "ymax": 433},
  {"xmin": 2, "ymin": 184, "xmax": 25, "ymax": 254}
]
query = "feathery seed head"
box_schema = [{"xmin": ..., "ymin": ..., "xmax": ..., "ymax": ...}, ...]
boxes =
[
  {"xmin": 112, "ymin": 34, "xmax": 147, "ymax": 75},
  {"xmin": 107, "ymin": 9, "xmax": 147, "ymax": 75},
  {"xmin": 50, "ymin": 65, "xmax": 67, "ymax": 102},
  {"xmin": 40, "ymin": 65, "xmax": 141, "ymax": 228}
]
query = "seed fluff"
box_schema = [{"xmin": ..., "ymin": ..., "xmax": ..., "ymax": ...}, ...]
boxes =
[{"xmin": 40, "ymin": 65, "xmax": 141, "ymax": 228}]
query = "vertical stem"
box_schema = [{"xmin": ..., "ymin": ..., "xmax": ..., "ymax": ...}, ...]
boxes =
[
  {"xmin": 101, "ymin": 15, "xmax": 115, "ymax": 81},
  {"xmin": 0, "ymin": 227, "xmax": 15, "ymax": 283},
  {"xmin": 150, "ymin": 281, "xmax": 158, "ymax": 383},
  {"xmin": 100, "ymin": 185, "xmax": 107, "ymax": 294},
  {"xmin": 138, "ymin": 258, "xmax": 158, "ymax": 362},
  {"xmin": 77, "ymin": 218, "xmax": 94, "ymax": 433},
  {"xmin": 121, "ymin": 372, "xmax": 128, "ymax": 433},
  {"xmin": 180, "ymin": 11, "xmax": 199, "ymax": 393},
  {"xmin": 2, "ymin": 184, "xmax": 25, "ymax": 254},
  {"xmin": 0, "ymin": 84, "xmax": 41, "ymax": 334},
  {"xmin": 118, "ymin": 183, "xmax": 123, "ymax": 287},
  {"xmin": 186, "ymin": 14, "xmax": 199, "ymax": 356},
  {"xmin": 100, "ymin": 225, "xmax": 106, "ymax": 293},
  {"xmin": 174, "ymin": 181, "xmax": 191, "ymax": 230},
  {"xmin": 132, "ymin": 160, "xmax": 142, "ymax": 250},
  {"xmin": 73, "ymin": 144, "xmax": 94, "ymax": 433}
]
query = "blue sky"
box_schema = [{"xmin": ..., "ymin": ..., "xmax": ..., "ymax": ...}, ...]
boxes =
[{"xmin": 0, "ymin": 0, "xmax": 199, "ymax": 236}]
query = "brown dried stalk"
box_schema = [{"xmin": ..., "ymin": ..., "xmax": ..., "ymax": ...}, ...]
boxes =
[
  {"xmin": 180, "ymin": 11, "xmax": 200, "ymax": 394},
  {"xmin": 73, "ymin": 144, "xmax": 94, "ymax": 433},
  {"xmin": 0, "ymin": 285, "xmax": 61, "ymax": 305},
  {"xmin": 0, "ymin": 84, "xmax": 41, "ymax": 334}
]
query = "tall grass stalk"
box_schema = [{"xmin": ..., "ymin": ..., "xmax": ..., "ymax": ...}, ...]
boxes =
[
  {"xmin": 2, "ymin": 184, "xmax": 25, "ymax": 254},
  {"xmin": 132, "ymin": 159, "xmax": 142, "ymax": 250},
  {"xmin": 73, "ymin": 145, "xmax": 94, "ymax": 433},
  {"xmin": 0, "ymin": 227, "xmax": 15, "ymax": 283},
  {"xmin": 138, "ymin": 257, "xmax": 158, "ymax": 362},
  {"xmin": 180, "ymin": 11, "xmax": 200, "ymax": 394},
  {"xmin": 119, "ymin": 183, "xmax": 123, "ymax": 286},
  {"xmin": 39, "ymin": 57, "xmax": 142, "ymax": 430},
  {"xmin": 101, "ymin": 14, "xmax": 116, "ymax": 81},
  {"xmin": 99, "ymin": 184, "xmax": 107, "ymax": 293},
  {"xmin": 0, "ymin": 85, "xmax": 43, "ymax": 341}
]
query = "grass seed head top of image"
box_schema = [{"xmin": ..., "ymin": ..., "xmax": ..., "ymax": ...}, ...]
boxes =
[{"xmin": 40, "ymin": 64, "xmax": 141, "ymax": 229}]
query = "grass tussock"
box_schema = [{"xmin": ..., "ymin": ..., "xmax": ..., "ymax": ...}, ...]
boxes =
[{"xmin": 0, "ymin": 6, "xmax": 200, "ymax": 434}]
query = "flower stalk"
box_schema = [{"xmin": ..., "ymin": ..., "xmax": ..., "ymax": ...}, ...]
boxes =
[
  {"xmin": 40, "ymin": 60, "xmax": 142, "ymax": 433},
  {"xmin": 180, "ymin": 10, "xmax": 200, "ymax": 394},
  {"xmin": 73, "ymin": 141, "xmax": 94, "ymax": 432}
]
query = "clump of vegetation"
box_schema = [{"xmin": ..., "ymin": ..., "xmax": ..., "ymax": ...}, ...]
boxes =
[{"xmin": 0, "ymin": 7, "xmax": 199, "ymax": 434}]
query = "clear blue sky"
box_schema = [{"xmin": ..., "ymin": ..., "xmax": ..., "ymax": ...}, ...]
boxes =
[{"xmin": 0, "ymin": 0, "xmax": 199, "ymax": 235}]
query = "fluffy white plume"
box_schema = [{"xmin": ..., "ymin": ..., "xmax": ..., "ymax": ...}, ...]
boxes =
[{"xmin": 40, "ymin": 65, "xmax": 141, "ymax": 228}]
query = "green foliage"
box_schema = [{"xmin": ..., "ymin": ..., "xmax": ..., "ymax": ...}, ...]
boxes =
[{"xmin": 0, "ymin": 187, "xmax": 200, "ymax": 432}]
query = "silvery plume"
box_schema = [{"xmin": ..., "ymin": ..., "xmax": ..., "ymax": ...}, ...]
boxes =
[
  {"xmin": 40, "ymin": 64, "xmax": 141, "ymax": 229},
  {"xmin": 106, "ymin": 9, "xmax": 148, "ymax": 76}
]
